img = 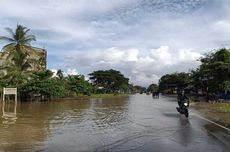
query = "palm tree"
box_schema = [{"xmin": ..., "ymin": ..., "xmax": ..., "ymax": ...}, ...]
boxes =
[
  {"xmin": 0, "ymin": 24, "xmax": 37, "ymax": 87},
  {"xmin": 57, "ymin": 69, "xmax": 64, "ymax": 79},
  {"xmin": 0, "ymin": 24, "xmax": 36, "ymax": 60},
  {"xmin": 0, "ymin": 50, "xmax": 33, "ymax": 87}
]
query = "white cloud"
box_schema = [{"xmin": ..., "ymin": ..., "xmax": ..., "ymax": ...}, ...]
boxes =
[
  {"xmin": 64, "ymin": 46, "xmax": 202, "ymax": 86},
  {"xmin": 67, "ymin": 68, "xmax": 79, "ymax": 76},
  {"xmin": 50, "ymin": 69, "xmax": 57, "ymax": 78}
]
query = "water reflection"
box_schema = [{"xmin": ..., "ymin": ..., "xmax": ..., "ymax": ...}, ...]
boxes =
[
  {"xmin": 177, "ymin": 117, "xmax": 193, "ymax": 147},
  {"xmin": 90, "ymin": 97, "xmax": 129, "ymax": 129},
  {"xmin": 2, "ymin": 101, "xmax": 17, "ymax": 125}
]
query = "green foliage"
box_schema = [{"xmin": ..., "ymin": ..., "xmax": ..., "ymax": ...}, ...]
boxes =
[
  {"xmin": 0, "ymin": 50, "xmax": 32, "ymax": 88},
  {"xmin": 147, "ymin": 84, "xmax": 159, "ymax": 92},
  {"xmin": 66, "ymin": 75, "xmax": 92, "ymax": 95},
  {"xmin": 21, "ymin": 70, "xmax": 67, "ymax": 99},
  {"xmin": 0, "ymin": 24, "xmax": 37, "ymax": 89},
  {"xmin": 128, "ymin": 84, "xmax": 146, "ymax": 93},
  {"xmin": 0, "ymin": 24, "xmax": 36, "ymax": 44},
  {"xmin": 191, "ymin": 48, "xmax": 230, "ymax": 92},
  {"xmin": 57, "ymin": 69, "xmax": 64, "ymax": 79},
  {"xmin": 0, "ymin": 24, "xmax": 36, "ymax": 59},
  {"xmin": 20, "ymin": 70, "xmax": 94, "ymax": 100},
  {"xmin": 89, "ymin": 69, "xmax": 129, "ymax": 93},
  {"xmin": 32, "ymin": 70, "xmax": 53, "ymax": 81},
  {"xmin": 220, "ymin": 81, "xmax": 230, "ymax": 92},
  {"xmin": 159, "ymin": 72, "xmax": 191, "ymax": 91}
]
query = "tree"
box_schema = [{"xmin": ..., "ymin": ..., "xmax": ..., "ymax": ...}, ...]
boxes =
[
  {"xmin": 191, "ymin": 48, "xmax": 230, "ymax": 93},
  {"xmin": 0, "ymin": 25, "xmax": 38, "ymax": 87},
  {"xmin": 129, "ymin": 85, "xmax": 146, "ymax": 93},
  {"xmin": 0, "ymin": 50, "xmax": 32, "ymax": 88},
  {"xmin": 0, "ymin": 24, "xmax": 36, "ymax": 60},
  {"xmin": 66, "ymin": 75, "xmax": 92, "ymax": 95},
  {"xmin": 57, "ymin": 69, "xmax": 64, "ymax": 79},
  {"xmin": 159, "ymin": 72, "xmax": 191, "ymax": 93},
  {"xmin": 89, "ymin": 69, "xmax": 129, "ymax": 93},
  {"xmin": 21, "ymin": 70, "xmax": 67, "ymax": 100},
  {"xmin": 147, "ymin": 83, "xmax": 159, "ymax": 92}
]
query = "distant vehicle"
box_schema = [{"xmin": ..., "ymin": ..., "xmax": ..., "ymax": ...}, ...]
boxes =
[{"xmin": 152, "ymin": 91, "xmax": 159, "ymax": 98}]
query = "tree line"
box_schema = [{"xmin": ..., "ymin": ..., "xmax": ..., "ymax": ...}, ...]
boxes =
[{"xmin": 157, "ymin": 48, "xmax": 230, "ymax": 98}]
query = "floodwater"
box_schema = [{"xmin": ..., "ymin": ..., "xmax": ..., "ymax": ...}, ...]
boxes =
[{"xmin": 0, "ymin": 95, "xmax": 229, "ymax": 152}]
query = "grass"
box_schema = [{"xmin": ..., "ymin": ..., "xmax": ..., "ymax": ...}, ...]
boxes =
[
  {"xmin": 218, "ymin": 103, "xmax": 230, "ymax": 112},
  {"xmin": 195, "ymin": 102, "xmax": 230, "ymax": 113},
  {"xmin": 192, "ymin": 102, "xmax": 230, "ymax": 127}
]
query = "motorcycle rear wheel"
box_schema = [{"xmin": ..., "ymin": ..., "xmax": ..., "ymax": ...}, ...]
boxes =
[{"xmin": 185, "ymin": 110, "xmax": 189, "ymax": 118}]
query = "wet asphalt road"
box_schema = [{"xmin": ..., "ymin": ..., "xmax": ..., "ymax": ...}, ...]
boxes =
[
  {"xmin": 0, "ymin": 94, "xmax": 230, "ymax": 152},
  {"xmin": 93, "ymin": 94, "xmax": 230, "ymax": 152}
]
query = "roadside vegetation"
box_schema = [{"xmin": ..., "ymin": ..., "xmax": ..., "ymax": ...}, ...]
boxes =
[
  {"xmin": 0, "ymin": 25, "xmax": 132, "ymax": 101},
  {"xmin": 158, "ymin": 48, "xmax": 230, "ymax": 100},
  {"xmin": 192, "ymin": 102, "xmax": 230, "ymax": 127}
]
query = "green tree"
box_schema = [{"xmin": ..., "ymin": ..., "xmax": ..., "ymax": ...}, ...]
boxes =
[
  {"xmin": 89, "ymin": 69, "xmax": 129, "ymax": 93},
  {"xmin": 21, "ymin": 70, "xmax": 67, "ymax": 100},
  {"xmin": 0, "ymin": 24, "xmax": 36, "ymax": 60},
  {"xmin": 147, "ymin": 83, "xmax": 159, "ymax": 92},
  {"xmin": 0, "ymin": 25, "xmax": 37, "ymax": 88},
  {"xmin": 57, "ymin": 69, "xmax": 64, "ymax": 79},
  {"xmin": 66, "ymin": 75, "xmax": 92, "ymax": 95},
  {"xmin": 129, "ymin": 85, "xmax": 146, "ymax": 93},
  {"xmin": 159, "ymin": 72, "xmax": 191, "ymax": 93},
  {"xmin": 191, "ymin": 48, "xmax": 230, "ymax": 93},
  {"xmin": 0, "ymin": 51, "xmax": 33, "ymax": 88}
]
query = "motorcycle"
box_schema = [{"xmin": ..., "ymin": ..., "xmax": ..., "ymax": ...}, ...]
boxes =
[{"xmin": 176, "ymin": 99, "xmax": 189, "ymax": 118}]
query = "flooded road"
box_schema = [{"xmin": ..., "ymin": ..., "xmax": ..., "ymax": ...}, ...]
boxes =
[{"xmin": 0, "ymin": 94, "xmax": 229, "ymax": 152}]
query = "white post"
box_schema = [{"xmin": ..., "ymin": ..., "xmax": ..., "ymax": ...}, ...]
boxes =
[{"xmin": 3, "ymin": 88, "xmax": 5, "ymax": 102}]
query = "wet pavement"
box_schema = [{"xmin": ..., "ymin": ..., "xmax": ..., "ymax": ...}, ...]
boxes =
[{"xmin": 0, "ymin": 94, "xmax": 229, "ymax": 152}]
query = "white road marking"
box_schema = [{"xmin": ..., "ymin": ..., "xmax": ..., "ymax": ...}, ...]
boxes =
[{"xmin": 193, "ymin": 114, "xmax": 230, "ymax": 132}]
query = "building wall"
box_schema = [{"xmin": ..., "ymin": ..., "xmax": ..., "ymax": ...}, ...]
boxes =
[{"xmin": 0, "ymin": 46, "xmax": 47, "ymax": 72}]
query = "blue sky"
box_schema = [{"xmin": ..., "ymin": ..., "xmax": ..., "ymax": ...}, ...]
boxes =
[{"xmin": 0, "ymin": 0, "xmax": 230, "ymax": 86}]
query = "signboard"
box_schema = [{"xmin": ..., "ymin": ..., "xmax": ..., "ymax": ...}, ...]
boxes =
[
  {"xmin": 3, "ymin": 88, "xmax": 17, "ymax": 95},
  {"xmin": 3, "ymin": 88, "xmax": 17, "ymax": 102}
]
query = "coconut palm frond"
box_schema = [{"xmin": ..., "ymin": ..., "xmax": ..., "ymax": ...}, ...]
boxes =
[
  {"xmin": 24, "ymin": 28, "xmax": 30, "ymax": 35},
  {"xmin": 5, "ymin": 27, "xmax": 15, "ymax": 38},
  {"xmin": 0, "ymin": 36, "xmax": 15, "ymax": 42},
  {"xmin": 24, "ymin": 36, "xmax": 36, "ymax": 45},
  {"xmin": 25, "ymin": 35, "xmax": 36, "ymax": 41},
  {"xmin": 1, "ymin": 43, "xmax": 16, "ymax": 51},
  {"xmin": 0, "ymin": 24, "xmax": 42, "ymax": 86}
]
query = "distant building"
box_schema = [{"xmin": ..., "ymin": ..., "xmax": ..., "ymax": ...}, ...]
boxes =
[{"xmin": 0, "ymin": 46, "xmax": 46, "ymax": 72}]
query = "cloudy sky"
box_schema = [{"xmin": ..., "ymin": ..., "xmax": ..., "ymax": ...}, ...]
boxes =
[{"xmin": 0, "ymin": 0, "xmax": 230, "ymax": 86}]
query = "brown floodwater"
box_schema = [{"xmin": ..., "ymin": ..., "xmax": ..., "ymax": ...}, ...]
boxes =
[
  {"xmin": 0, "ymin": 96, "xmax": 130, "ymax": 152},
  {"xmin": 0, "ymin": 95, "xmax": 229, "ymax": 152}
]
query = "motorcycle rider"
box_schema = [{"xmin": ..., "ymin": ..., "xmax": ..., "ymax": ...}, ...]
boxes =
[{"xmin": 177, "ymin": 89, "xmax": 189, "ymax": 111}]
